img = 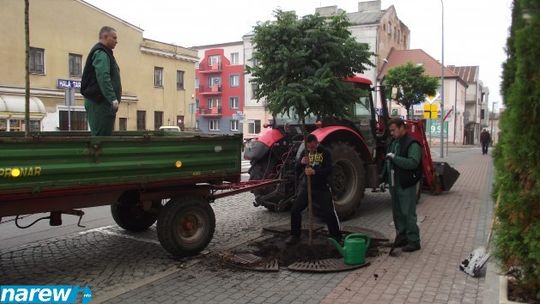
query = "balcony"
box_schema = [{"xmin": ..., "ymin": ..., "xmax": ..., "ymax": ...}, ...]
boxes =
[
  {"xmin": 197, "ymin": 106, "xmax": 222, "ymax": 117},
  {"xmin": 198, "ymin": 85, "xmax": 222, "ymax": 95},
  {"xmin": 198, "ymin": 62, "xmax": 222, "ymax": 74}
]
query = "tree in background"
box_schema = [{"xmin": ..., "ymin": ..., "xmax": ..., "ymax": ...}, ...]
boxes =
[
  {"xmin": 382, "ymin": 62, "xmax": 439, "ymax": 119},
  {"xmin": 495, "ymin": 0, "xmax": 540, "ymax": 301},
  {"xmin": 247, "ymin": 10, "xmax": 374, "ymax": 243}
]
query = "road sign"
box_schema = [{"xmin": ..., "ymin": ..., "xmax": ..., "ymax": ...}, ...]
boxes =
[
  {"xmin": 57, "ymin": 79, "xmax": 81, "ymax": 89},
  {"xmin": 423, "ymin": 103, "xmax": 439, "ymax": 119}
]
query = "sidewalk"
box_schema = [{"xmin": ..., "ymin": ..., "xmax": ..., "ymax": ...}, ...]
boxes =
[
  {"xmin": 320, "ymin": 150, "xmax": 494, "ymax": 304},
  {"xmin": 100, "ymin": 148, "xmax": 495, "ymax": 304}
]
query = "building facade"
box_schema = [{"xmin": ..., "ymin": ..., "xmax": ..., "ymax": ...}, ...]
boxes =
[
  {"xmin": 378, "ymin": 49, "xmax": 469, "ymax": 145},
  {"xmin": 447, "ymin": 66, "xmax": 490, "ymax": 145},
  {"xmin": 0, "ymin": 0, "xmax": 197, "ymax": 132},
  {"xmin": 193, "ymin": 42, "xmax": 244, "ymax": 135}
]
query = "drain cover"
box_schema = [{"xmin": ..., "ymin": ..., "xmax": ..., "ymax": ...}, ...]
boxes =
[
  {"xmin": 222, "ymin": 253, "xmax": 279, "ymax": 272},
  {"xmin": 288, "ymin": 258, "xmax": 370, "ymax": 273}
]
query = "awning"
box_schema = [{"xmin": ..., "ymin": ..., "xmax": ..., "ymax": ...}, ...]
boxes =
[{"xmin": 0, "ymin": 95, "xmax": 46, "ymax": 119}]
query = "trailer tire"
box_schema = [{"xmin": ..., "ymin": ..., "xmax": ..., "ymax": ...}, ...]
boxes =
[
  {"xmin": 111, "ymin": 192, "xmax": 158, "ymax": 232},
  {"xmin": 329, "ymin": 142, "xmax": 365, "ymax": 220},
  {"xmin": 157, "ymin": 196, "xmax": 215, "ymax": 258}
]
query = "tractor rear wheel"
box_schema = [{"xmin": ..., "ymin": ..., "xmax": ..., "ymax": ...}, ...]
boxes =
[{"xmin": 329, "ymin": 142, "xmax": 365, "ymax": 220}]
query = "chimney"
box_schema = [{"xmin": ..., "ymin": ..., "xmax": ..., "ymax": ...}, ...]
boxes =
[
  {"xmin": 358, "ymin": 0, "xmax": 381, "ymax": 12},
  {"xmin": 315, "ymin": 5, "xmax": 344, "ymax": 17}
]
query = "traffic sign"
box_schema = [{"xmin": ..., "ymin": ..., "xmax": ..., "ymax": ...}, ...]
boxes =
[{"xmin": 423, "ymin": 103, "xmax": 439, "ymax": 119}]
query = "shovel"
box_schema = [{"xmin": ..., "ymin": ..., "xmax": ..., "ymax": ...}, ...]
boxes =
[{"xmin": 459, "ymin": 192, "xmax": 500, "ymax": 277}]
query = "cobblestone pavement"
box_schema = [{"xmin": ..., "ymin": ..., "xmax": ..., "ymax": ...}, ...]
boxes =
[
  {"xmin": 0, "ymin": 192, "xmax": 289, "ymax": 297},
  {"xmin": 1, "ymin": 147, "xmax": 494, "ymax": 304}
]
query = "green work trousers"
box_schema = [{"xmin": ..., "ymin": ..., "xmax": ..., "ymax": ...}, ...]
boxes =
[
  {"xmin": 390, "ymin": 182, "xmax": 420, "ymax": 246},
  {"xmin": 85, "ymin": 99, "xmax": 115, "ymax": 136}
]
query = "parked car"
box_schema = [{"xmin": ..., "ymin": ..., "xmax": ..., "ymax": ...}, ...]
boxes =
[{"xmin": 159, "ymin": 126, "xmax": 182, "ymax": 133}]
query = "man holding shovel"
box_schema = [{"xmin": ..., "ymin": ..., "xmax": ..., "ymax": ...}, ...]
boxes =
[
  {"xmin": 285, "ymin": 134, "xmax": 342, "ymax": 245},
  {"xmin": 383, "ymin": 118, "xmax": 422, "ymax": 252}
]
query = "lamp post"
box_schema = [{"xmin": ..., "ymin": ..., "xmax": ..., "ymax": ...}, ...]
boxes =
[{"xmin": 439, "ymin": 0, "xmax": 445, "ymax": 158}]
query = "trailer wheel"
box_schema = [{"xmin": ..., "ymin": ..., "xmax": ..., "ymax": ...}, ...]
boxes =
[
  {"xmin": 329, "ymin": 142, "xmax": 365, "ymax": 219},
  {"xmin": 157, "ymin": 196, "xmax": 215, "ymax": 258},
  {"xmin": 111, "ymin": 192, "xmax": 158, "ymax": 232}
]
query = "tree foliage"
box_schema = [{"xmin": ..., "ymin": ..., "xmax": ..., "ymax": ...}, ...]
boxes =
[
  {"xmin": 494, "ymin": 0, "xmax": 540, "ymax": 300},
  {"xmin": 382, "ymin": 62, "xmax": 439, "ymax": 118},
  {"xmin": 247, "ymin": 10, "xmax": 374, "ymax": 121}
]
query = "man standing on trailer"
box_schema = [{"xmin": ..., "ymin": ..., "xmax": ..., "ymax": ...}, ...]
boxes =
[{"xmin": 81, "ymin": 26, "xmax": 122, "ymax": 136}]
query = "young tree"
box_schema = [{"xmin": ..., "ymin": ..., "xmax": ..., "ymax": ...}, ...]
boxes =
[
  {"xmin": 382, "ymin": 62, "xmax": 439, "ymax": 119},
  {"xmin": 247, "ymin": 10, "xmax": 374, "ymax": 243}
]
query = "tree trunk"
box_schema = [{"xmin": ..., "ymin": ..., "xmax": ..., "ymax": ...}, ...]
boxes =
[
  {"xmin": 300, "ymin": 113, "xmax": 313, "ymax": 246},
  {"xmin": 24, "ymin": 0, "xmax": 30, "ymax": 137}
]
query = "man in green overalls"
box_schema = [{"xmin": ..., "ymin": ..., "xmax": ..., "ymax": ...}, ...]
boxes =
[
  {"xmin": 383, "ymin": 118, "xmax": 422, "ymax": 252},
  {"xmin": 81, "ymin": 26, "xmax": 122, "ymax": 136}
]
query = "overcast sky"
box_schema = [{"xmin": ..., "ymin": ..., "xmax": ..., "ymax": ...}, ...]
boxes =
[{"xmin": 85, "ymin": 0, "xmax": 513, "ymax": 109}]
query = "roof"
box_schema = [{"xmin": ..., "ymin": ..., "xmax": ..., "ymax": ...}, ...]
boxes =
[
  {"xmin": 191, "ymin": 41, "xmax": 244, "ymax": 50},
  {"xmin": 447, "ymin": 66, "xmax": 479, "ymax": 84},
  {"xmin": 378, "ymin": 48, "xmax": 467, "ymax": 87},
  {"xmin": 346, "ymin": 10, "xmax": 385, "ymax": 25}
]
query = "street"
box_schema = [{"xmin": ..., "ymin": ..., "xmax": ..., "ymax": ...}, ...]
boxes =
[{"xmin": 0, "ymin": 148, "xmax": 494, "ymax": 303}]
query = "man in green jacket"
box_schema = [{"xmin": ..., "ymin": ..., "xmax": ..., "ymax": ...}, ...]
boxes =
[
  {"xmin": 383, "ymin": 118, "xmax": 422, "ymax": 252},
  {"xmin": 81, "ymin": 26, "xmax": 122, "ymax": 136}
]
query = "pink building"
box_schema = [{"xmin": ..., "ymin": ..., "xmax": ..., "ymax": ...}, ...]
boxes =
[{"xmin": 194, "ymin": 42, "xmax": 244, "ymax": 134}]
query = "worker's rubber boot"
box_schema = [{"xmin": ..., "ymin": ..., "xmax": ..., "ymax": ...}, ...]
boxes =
[{"xmin": 402, "ymin": 242, "xmax": 421, "ymax": 252}]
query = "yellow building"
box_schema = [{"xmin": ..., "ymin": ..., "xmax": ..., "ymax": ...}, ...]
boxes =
[{"xmin": 0, "ymin": 0, "xmax": 197, "ymax": 132}]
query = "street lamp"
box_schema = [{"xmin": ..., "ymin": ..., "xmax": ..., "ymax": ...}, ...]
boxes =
[{"xmin": 439, "ymin": 0, "xmax": 445, "ymax": 158}]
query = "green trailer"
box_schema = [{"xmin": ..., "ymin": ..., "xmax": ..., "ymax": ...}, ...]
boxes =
[{"xmin": 0, "ymin": 131, "xmax": 274, "ymax": 257}]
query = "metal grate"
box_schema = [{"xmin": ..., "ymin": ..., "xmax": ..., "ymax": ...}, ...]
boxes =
[
  {"xmin": 287, "ymin": 258, "xmax": 370, "ymax": 273},
  {"xmin": 222, "ymin": 253, "xmax": 279, "ymax": 272}
]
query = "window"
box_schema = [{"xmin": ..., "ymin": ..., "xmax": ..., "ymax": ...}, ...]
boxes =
[
  {"xmin": 154, "ymin": 111, "xmax": 163, "ymax": 130},
  {"xmin": 209, "ymin": 55, "xmax": 220, "ymax": 67},
  {"xmin": 230, "ymin": 52, "xmax": 239, "ymax": 64},
  {"xmin": 195, "ymin": 78, "xmax": 199, "ymax": 89},
  {"xmin": 208, "ymin": 97, "xmax": 220, "ymax": 109},
  {"xmin": 209, "ymin": 119, "xmax": 220, "ymax": 131},
  {"xmin": 229, "ymin": 96, "xmax": 239, "ymax": 109},
  {"xmin": 69, "ymin": 53, "xmax": 82, "ymax": 77},
  {"xmin": 230, "ymin": 74, "xmax": 240, "ymax": 87},
  {"xmin": 59, "ymin": 110, "xmax": 87, "ymax": 130},
  {"xmin": 119, "ymin": 118, "xmax": 127, "ymax": 131},
  {"xmin": 29, "ymin": 47, "xmax": 44, "ymax": 74},
  {"xmin": 208, "ymin": 76, "xmax": 221, "ymax": 87},
  {"xmin": 248, "ymin": 120, "xmax": 261, "ymax": 134},
  {"xmin": 137, "ymin": 111, "xmax": 146, "ymax": 130},
  {"xmin": 251, "ymin": 83, "xmax": 258, "ymax": 97},
  {"xmin": 195, "ymin": 120, "xmax": 200, "ymax": 130},
  {"xmin": 154, "ymin": 67, "xmax": 163, "ymax": 87},
  {"xmin": 176, "ymin": 70, "xmax": 184, "ymax": 90},
  {"xmin": 230, "ymin": 120, "xmax": 239, "ymax": 131}
]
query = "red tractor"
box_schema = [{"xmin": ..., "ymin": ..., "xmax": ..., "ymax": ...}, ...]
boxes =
[{"xmin": 244, "ymin": 75, "xmax": 459, "ymax": 219}]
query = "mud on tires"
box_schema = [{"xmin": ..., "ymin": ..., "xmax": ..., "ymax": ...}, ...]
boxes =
[
  {"xmin": 329, "ymin": 142, "xmax": 365, "ymax": 220},
  {"xmin": 157, "ymin": 196, "xmax": 215, "ymax": 258}
]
